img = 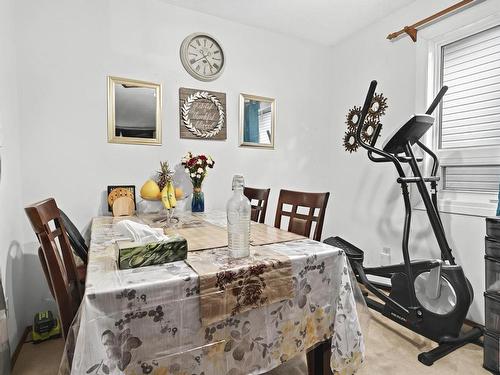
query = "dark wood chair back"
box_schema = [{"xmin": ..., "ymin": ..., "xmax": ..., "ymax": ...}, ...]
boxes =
[
  {"xmin": 244, "ymin": 187, "xmax": 271, "ymax": 223},
  {"xmin": 274, "ymin": 189, "xmax": 330, "ymax": 241},
  {"xmin": 25, "ymin": 198, "xmax": 83, "ymax": 339}
]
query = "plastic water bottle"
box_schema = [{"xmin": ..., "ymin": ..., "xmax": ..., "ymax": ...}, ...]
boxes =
[{"xmin": 227, "ymin": 175, "xmax": 251, "ymax": 258}]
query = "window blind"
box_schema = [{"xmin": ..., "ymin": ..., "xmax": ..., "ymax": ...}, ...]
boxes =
[
  {"xmin": 443, "ymin": 165, "xmax": 500, "ymax": 192},
  {"xmin": 258, "ymin": 107, "xmax": 272, "ymax": 144},
  {"xmin": 440, "ymin": 25, "xmax": 500, "ymax": 149}
]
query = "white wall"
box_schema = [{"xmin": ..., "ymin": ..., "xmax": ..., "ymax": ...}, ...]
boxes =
[
  {"xmin": 11, "ymin": 0, "xmax": 335, "ymax": 333},
  {"xmin": 328, "ymin": 0, "xmax": 500, "ymax": 323},
  {"xmin": 0, "ymin": 0, "xmax": 30, "ymax": 350}
]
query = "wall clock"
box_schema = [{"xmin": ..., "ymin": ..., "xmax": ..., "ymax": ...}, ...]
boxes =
[{"xmin": 180, "ymin": 33, "xmax": 225, "ymax": 82}]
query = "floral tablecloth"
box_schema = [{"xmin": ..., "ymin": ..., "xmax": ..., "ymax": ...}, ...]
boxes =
[{"xmin": 60, "ymin": 212, "xmax": 365, "ymax": 375}]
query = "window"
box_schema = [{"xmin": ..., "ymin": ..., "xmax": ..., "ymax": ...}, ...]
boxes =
[
  {"xmin": 440, "ymin": 25, "xmax": 500, "ymax": 152},
  {"xmin": 438, "ymin": 25, "xmax": 500, "ymax": 195},
  {"xmin": 425, "ymin": 19, "xmax": 500, "ymax": 216},
  {"xmin": 430, "ymin": 19, "xmax": 500, "ymax": 216}
]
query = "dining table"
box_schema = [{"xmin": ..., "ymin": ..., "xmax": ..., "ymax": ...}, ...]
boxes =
[{"xmin": 59, "ymin": 210, "xmax": 365, "ymax": 375}]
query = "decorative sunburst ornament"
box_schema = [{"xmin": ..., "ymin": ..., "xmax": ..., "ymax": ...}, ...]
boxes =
[
  {"xmin": 346, "ymin": 106, "xmax": 362, "ymax": 131},
  {"xmin": 361, "ymin": 118, "xmax": 380, "ymax": 144},
  {"xmin": 343, "ymin": 131, "xmax": 359, "ymax": 153},
  {"xmin": 342, "ymin": 91, "xmax": 388, "ymax": 153},
  {"xmin": 368, "ymin": 93, "xmax": 388, "ymax": 119}
]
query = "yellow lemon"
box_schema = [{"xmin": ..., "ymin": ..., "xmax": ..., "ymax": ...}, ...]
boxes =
[{"xmin": 140, "ymin": 179, "xmax": 161, "ymax": 200}]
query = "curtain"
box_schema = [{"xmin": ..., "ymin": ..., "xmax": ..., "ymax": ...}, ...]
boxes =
[
  {"xmin": 244, "ymin": 101, "xmax": 260, "ymax": 143},
  {"xmin": 0, "ymin": 277, "xmax": 10, "ymax": 375}
]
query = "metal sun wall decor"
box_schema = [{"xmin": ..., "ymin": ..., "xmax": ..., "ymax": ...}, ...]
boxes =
[
  {"xmin": 343, "ymin": 93, "xmax": 388, "ymax": 153},
  {"xmin": 179, "ymin": 87, "xmax": 227, "ymax": 140}
]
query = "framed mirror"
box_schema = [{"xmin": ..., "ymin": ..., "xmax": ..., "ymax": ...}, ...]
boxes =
[
  {"xmin": 107, "ymin": 76, "xmax": 162, "ymax": 145},
  {"xmin": 239, "ymin": 93, "xmax": 275, "ymax": 149}
]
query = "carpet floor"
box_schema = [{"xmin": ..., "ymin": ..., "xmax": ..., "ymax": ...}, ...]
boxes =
[{"xmin": 12, "ymin": 314, "xmax": 487, "ymax": 374}]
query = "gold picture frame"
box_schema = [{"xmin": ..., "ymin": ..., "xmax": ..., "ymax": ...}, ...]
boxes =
[
  {"xmin": 107, "ymin": 76, "xmax": 162, "ymax": 145},
  {"xmin": 239, "ymin": 93, "xmax": 276, "ymax": 149}
]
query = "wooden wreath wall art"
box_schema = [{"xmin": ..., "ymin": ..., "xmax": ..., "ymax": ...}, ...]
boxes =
[
  {"xmin": 179, "ymin": 87, "xmax": 227, "ymax": 140},
  {"xmin": 343, "ymin": 93, "xmax": 388, "ymax": 153}
]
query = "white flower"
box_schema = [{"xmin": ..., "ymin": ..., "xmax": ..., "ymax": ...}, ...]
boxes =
[
  {"xmin": 196, "ymin": 174, "xmax": 201, "ymax": 179},
  {"xmin": 185, "ymin": 168, "xmax": 189, "ymax": 173},
  {"xmin": 197, "ymin": 159, "xmax": 202, "ymax": 165},
  {"xmin": 197, "ymin": 167, "xmax": 203, "ymax": 173},
  {"xmin": 207, "ymin": 160, "xmax": 213, "ymax": 166},
  {"xmin": 191, "ymin": 173, "xmax": 196, "ymax": 178}
]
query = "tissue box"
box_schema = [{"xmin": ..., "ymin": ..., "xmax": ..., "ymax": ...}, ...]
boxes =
[{"xmin": 117, "ymin": 236, "xmax": 188, "ymax": 269}]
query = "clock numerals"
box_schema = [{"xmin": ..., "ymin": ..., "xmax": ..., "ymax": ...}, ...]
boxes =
[{"xmin": 182, "ymin": 34, "xmax": 224, "ymax": 81}]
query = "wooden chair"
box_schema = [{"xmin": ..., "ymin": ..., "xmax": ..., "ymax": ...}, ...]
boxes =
[
  {"xmin": 25, "ymin": 198, "xmax": 83, "ymax": 339},
  {"xmin": 244, "ymin": 187, "xmax": 271, "ymax": 223},
  {"xmin": 274, "ymin": 189, "xmax": 330, "ymax": 241}
]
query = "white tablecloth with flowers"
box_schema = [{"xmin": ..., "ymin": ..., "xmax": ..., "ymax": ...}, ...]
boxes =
[{"xmin": 60, "ymin": 211, "xmax": 365, "ymax": 375}]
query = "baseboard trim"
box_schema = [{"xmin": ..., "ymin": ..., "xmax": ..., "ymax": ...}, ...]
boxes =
[{"xmin": 11, "ymin": 325, "xmax": 31, "ymax": 370}]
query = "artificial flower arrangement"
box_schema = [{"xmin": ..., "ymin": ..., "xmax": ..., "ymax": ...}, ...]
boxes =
[
  {"xmin": 181, "ymin": 152, "xmax": 215, "ymax": 212},
  {"xmin": 181, "ymin": 152, "xmax": 215, "ymax": 188}
]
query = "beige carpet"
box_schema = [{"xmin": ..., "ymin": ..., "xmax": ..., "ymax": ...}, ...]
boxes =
[
  {"xmin": 12, "ymin": 335, "xmax": 64, "ymax": 375},
  {"xmin": 12, "ymin": 314, "xmax": 487, "ymax": 374},
  {"xmin": 269, "ymin": 314, "xmax": 487, "ymax": 375}
]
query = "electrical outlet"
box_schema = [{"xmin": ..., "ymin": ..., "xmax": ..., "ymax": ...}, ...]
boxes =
[{"xmin": 380, "ymin": 247, "xmax": 391, "ymax": 266}]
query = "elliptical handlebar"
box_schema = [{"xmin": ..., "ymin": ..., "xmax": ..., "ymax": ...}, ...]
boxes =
[
  {"xmin": 355, "ymin": 81, "xmax": 449, "ymax": 179},
  {"xmin": 411, "ymin": 86, "xmax": 448, "ymax": 177},
  {"xmin": 426, "ymin": 86, "xmax": 448, "ymax": 115},
  {"xmin": 355, "ymin": 80, "xmax": 406, "ymax": 177}
]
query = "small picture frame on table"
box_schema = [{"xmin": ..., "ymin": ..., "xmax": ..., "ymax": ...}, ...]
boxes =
[{"xmin": 107, "ymin": 185, "xmax": 136, "ymax": 212}]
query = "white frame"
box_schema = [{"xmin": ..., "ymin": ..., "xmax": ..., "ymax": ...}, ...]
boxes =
[{"xmin": 418, "ymin": 11, "xmax": 500, "ymax": 217}]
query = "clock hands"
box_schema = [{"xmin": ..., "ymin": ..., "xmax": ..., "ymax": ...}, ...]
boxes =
[
  {"xmin": 200, "ymin": 52, "xmax": 215, "ymax": 71},
  {"xmin": 191, "ymin": 54, "xmax": 207, "ymax": 65},
  {"xmin": 193, "ymin": 50, "xmax": 216, "ymax": 74}
]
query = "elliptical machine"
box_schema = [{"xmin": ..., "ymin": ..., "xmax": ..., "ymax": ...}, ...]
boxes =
[{"xmin": 325, "ymin": 80, "xmax": 483, "ymax": 365}]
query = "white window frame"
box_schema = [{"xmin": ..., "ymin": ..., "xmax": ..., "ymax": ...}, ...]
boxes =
[{"xmin": 417, "ymin": 13, "xmax": 500, "ymax": 217}]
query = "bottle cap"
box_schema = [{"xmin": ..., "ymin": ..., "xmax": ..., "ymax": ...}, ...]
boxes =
[{"xmin": 232, "ymin": 175, "xmax": 245, "ymax": 190}]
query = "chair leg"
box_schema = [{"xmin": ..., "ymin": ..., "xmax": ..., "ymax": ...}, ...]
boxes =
[
  {"xmin": 306, "ymin": 340, "xmax": 332, "ymax": 375},
  {"xmin": 306, "ymin": 344, "xmax": 323, "ymax": 375},
  {"xmin": 322, "ymin": 339, "xmax": 332, "ymax": 375}
]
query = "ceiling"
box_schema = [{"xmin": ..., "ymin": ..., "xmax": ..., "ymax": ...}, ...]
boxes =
[{"xmin": 161, "ymin": 0, "xmax": 416, "ymax": 46}]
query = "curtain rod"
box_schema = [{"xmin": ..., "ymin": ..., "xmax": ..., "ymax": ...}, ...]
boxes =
[{"xmin": 387, "ymin": 0, "xmax": 477, "ymax": 42}]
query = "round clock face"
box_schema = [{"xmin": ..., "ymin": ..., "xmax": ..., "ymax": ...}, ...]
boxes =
[{"xmin": 180, "ymin": 33, "xmax": 225, "ymax": 82}]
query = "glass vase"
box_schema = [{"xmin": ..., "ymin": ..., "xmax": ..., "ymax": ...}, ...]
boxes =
[{"xmin": 191, "ymin": 188, "xmax": 205, "ymax": 213}]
